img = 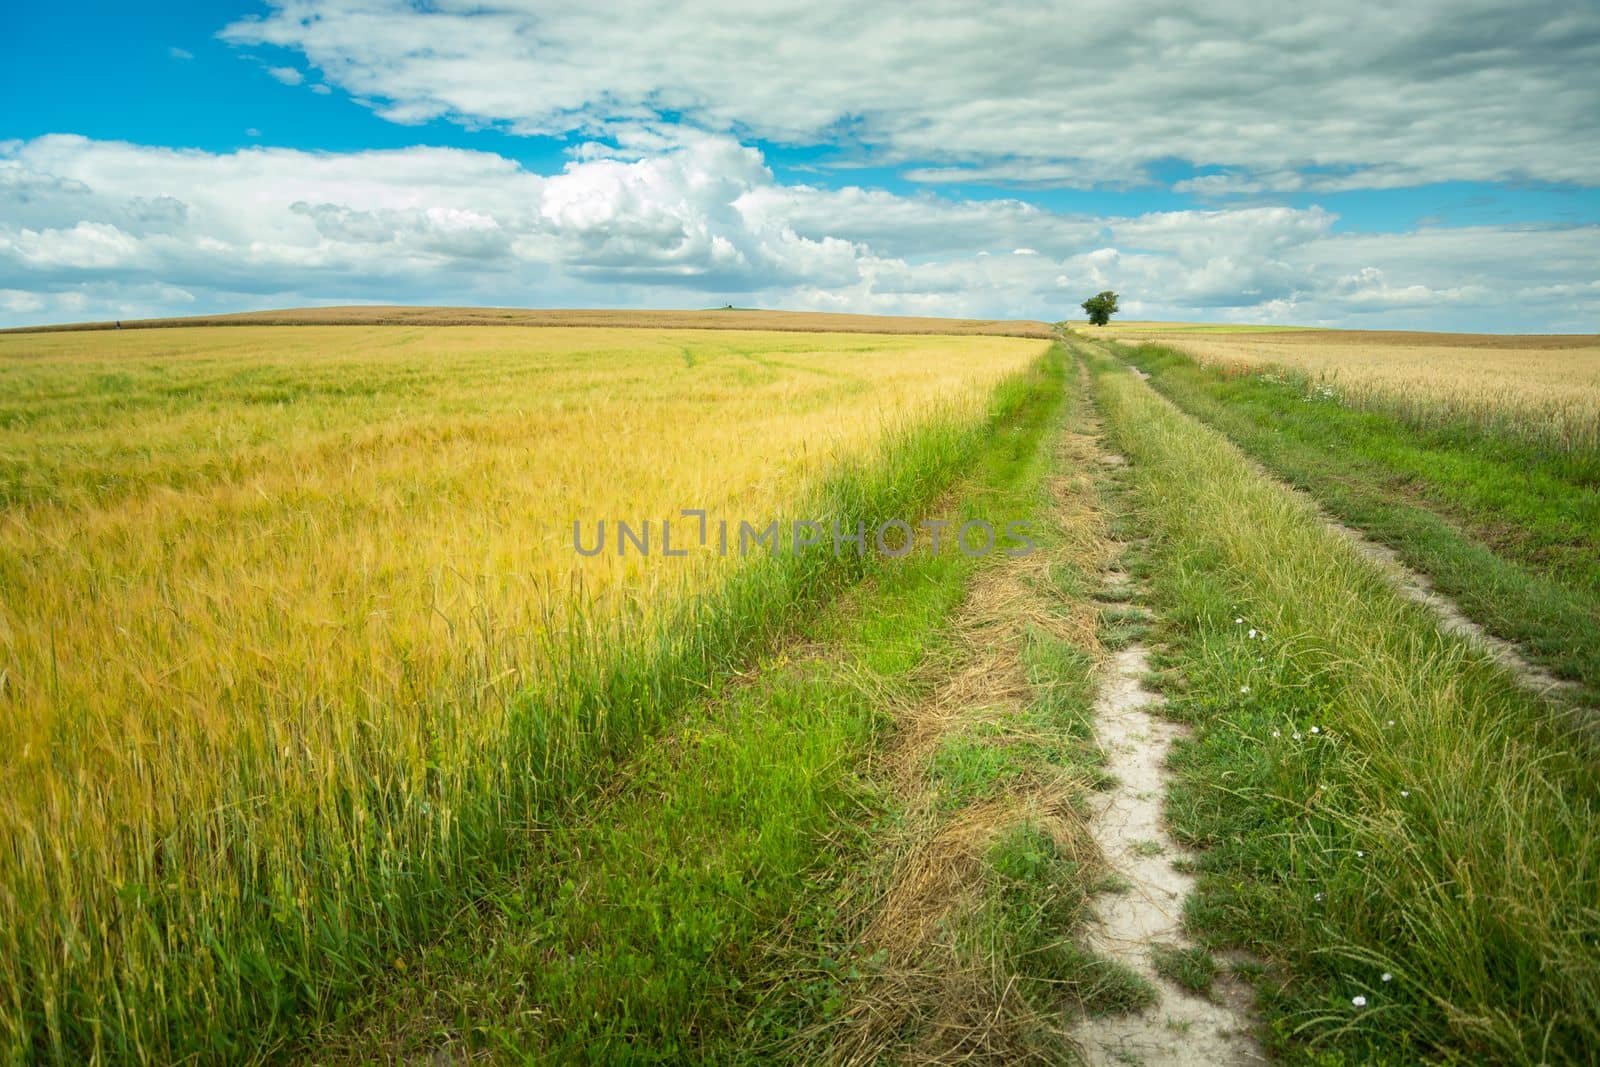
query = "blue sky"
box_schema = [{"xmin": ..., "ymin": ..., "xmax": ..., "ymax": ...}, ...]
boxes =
[{"xmin": 2, "ymin": 1, "xmax": 1597, "ymax": 329}]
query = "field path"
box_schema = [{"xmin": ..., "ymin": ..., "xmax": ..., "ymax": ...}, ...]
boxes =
[
  {"xmin": 1063, "ymin": 340, "xmax": 1600, "ymax": 1062},
  {"xmin": 1075, "ymin": 638, "xmax": 1262, "ymax": 1065},
  {"xmin": 1229, "ymin": 418, "xmax": 1585, "ymax": 713},
  {"xmin": 1071, "ymin": 377, "xmax": 1263, "ymax": 1065},
  {"xmin": 1076, "ymin": 331, "xmax": 1594, "ymax": 720}
]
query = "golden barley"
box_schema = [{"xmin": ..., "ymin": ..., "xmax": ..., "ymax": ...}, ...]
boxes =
[{"xmin": 0, "ymin": 324, "xmax": 1046, "ymax": 1057}]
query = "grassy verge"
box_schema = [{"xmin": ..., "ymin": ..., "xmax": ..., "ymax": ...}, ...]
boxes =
[
  {"xmin": 6, "ymin": 355, "xmax": 1054, "ymax": 1064},
  {"xmin": 1103, "ymin": 339, "xmax": 1600, "ymax": 707},
  {"xmin": 1082, "ymin": 346, "xmax": 1600, "ymax": 1063},
  {"xmin": 306, "ymin": 344, "xmax": 1143, "ymax": 1061}
]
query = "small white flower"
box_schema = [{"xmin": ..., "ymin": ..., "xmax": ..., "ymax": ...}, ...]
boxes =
[
  {"xmin": 1235, "ymin": 617, "xmax": 1244, "ymax": 624},
  {"xmin": 1381, "ymin": 973, "xmax": 1393, "ymax": 983},
  {"xmin": 1400, "ymin": 790, "xmax": 1410, "ymax": 798},
  {"xmin": 1272, "ymin": 730, "xmax": 1281, "ymax": 738},
  {"xmin": 1240, "ymin": 686, "xmax": 1250, "ymax": 694},
  {"xmin": 1314, "ymin": 892, "xmax": 1325, "ymax": 902},
  {"xmin": 1356, "ymin": 850, "xmax": 1365, "ymax": 858},
  {"xmin": 1248, "ymin": 628, "xmax": 1258, "ymax": 639},
  {"xmin": 1310, "ymin": 726, "xmax": 1321, "ymax": 734},
  {"xmin": 1352, "ymin": 995, "xmax": 1367, "ymax": 1007},
  {"xmin": 1293, "ymin": 732, "xmax": 1302, "ymax": 740},
  {"xmin": 1386, "ymin": 719, "xmax": 1396, "ymax": 727}
]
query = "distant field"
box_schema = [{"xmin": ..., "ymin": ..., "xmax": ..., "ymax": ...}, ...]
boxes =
[
  {"xmin": 0, "ymin": 324, "xmax": 1047, "ymax": 1058},
  {"xmin": 1, "ymin": 304, "xmax": 1054, "ymax": 339},
  {"xmin": 1107, "ymin": 326, "xmax": 1600, "ymax": 452},
  {"xmin": 1074, "ymin": 320, "xmax": 1317, "ymax": 334}
]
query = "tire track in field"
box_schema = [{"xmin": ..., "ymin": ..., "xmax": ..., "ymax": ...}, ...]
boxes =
[
  {"xmin": 1072, "ymin": 368, "xmax": 1264, "ymax": 1066},
  {"xmin": 1317, "ymin": 518, "xmax": 1584, "ymax": 706},
  {"xmin": 1076, "ymin": 331, "xmax": 1590, "ymax": 719},
  {"xmin": 1073, "ymin": 631, "xmax": 1262, "ymax": 1066}
]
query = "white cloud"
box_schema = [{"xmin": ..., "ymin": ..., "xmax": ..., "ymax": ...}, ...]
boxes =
[
  {"xmin": 2, "ymin": 221, "xmax": 143, "ymax": 271},
  {"xmin": 220, "ymin": 0, "xmax": 1600, "ymax": 190},
  {"xmin": 266, "ymin": 66, "xmax": 305, "ymax": 86},
  {"xmin": 0, "ymin": 134, "xmax": 1595, "ymax": 331},
  {"xmin": 168, "ymin": 46, "xmax": 194, "ymax": 61},
  {"xmin": 734, "ymin": 184, "xmax": 1098, "ymax": 259},
  {"xmin": 0, "ymin": 289, "xmax": 46, "ymax": 314}
]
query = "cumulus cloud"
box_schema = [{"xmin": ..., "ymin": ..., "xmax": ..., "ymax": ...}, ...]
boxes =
[
  {"xmin": 1, "ymin": 133, "xmax": 1595, "ymax": 331},
  {"xmin": 266, "ymin": 66, "xmax": 305, "ymax": 86},
  {"xmin": 734, "ymin": 185, "xmax": 1100, "ymax": 260},
  {"xmin": 220, "ymin": 0, "xmax": 1600, "ymax": 189}
]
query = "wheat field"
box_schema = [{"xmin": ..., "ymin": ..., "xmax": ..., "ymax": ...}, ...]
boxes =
[
  {"xmin": 4, "ymin": 304, "xmax": 1053, "ymax": 339},
  {"xmin": 0, "ymin": 324, "xmax": 1046, "ymax": 1057},
  {"xmin": 1107, "ymin": 327, "xmax": 1600, "ymax": 451}
]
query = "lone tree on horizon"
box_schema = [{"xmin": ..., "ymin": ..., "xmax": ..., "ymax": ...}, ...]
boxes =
[{"xmin": 1082, "ymin": 291, "xmax": 1119, "ymax": 326}]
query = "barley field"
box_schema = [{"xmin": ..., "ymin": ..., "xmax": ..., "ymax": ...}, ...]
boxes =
[
  {"xmin": 6, "ymin": 304, "xmax": 1053, "ymax": 339},
  {"xmin": 0, "ymin": 324, "xmax": 1046, "ymax": 1059},
  {"xmin": 1108, "ymin": 327, "xmax": 1600, "ymax": 452}
]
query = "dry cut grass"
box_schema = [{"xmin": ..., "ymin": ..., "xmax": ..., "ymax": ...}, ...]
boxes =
[
  {"xmin": 1109, "ymin": 327, "xmax": 1600, "ymax": 452},
  {"xmin": 0, "ymin": 323, "xmax": 1046, "ymax": 1059}
]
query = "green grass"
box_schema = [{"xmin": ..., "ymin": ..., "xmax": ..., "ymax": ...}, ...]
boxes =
[
  {"xmin": 1083, "ymin": 345, "xmax": 1600, "ymax": 1064},
  {"xmin": 927, "ymin": 640, "xmax": 1101, "ymax": 812},
  {"xmin": 979, "ymin": 822, "xmax": 1157, "ymax": 1018},
  {"xmin": 929, "ymin": 728, "xmax": 1040, "ymax": 811},
  {"xmin": 1098, "ymin": 604, "xmax": 1152, "ymax": 650},
  {"xmin": 1151, "ymin": 944, "xmax": 1219, "ymax": 997},
  {"xmin": 1111, "ymin": 340, "xmax": 1600, "ymax": 707}
]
